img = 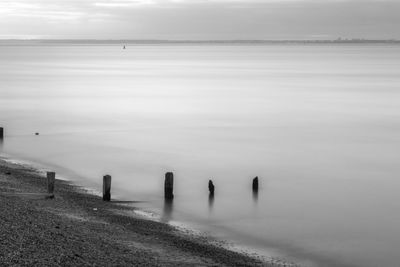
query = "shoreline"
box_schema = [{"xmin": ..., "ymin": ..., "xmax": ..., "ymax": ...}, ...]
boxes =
[{"xmin": 0, "ymin": 156, "xmax": 280, "ymax": 266}]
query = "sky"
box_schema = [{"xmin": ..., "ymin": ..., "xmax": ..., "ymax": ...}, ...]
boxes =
[{"xmin": 0, "ymin": 0, "xmax": 399, "ymax": 40}]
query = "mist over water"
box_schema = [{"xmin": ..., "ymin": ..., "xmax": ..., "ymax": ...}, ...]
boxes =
[{"xmin": 1, "ymin": 44, "xmax": 400, "ymax": 267}]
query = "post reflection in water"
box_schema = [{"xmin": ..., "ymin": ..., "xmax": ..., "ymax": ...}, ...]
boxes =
[
  {"xmin": 161, "ymin": 198, "xmax": 173, "ymax": 223},
  {"xmin": 208, "ymin": 193, "xmax": 215, "ymax": 211},
  {"xmin": 252, "ymin": 188, "xmax": 259, "ymax": 204}
]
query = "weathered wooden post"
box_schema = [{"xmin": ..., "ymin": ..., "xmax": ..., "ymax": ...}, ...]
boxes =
[
  {"xmin": 47, "ymin": 172, "xmax": 55, "ymax": 194},
  {"xmin": 252, "ymin": 176, "xmax": 259, "ymax": 191},
  {"xmin": 103, "ymin": 175, "xmax": 112, "ymax": 201},
  {"xmin": 164, "ymin": 172, "xmax": 174, "ymax": 199},
  {"xmin": 0, "ymin": 127, "xmax": 3, "ymax": 139},
  {"xmin": 208, "ymin": 180, "xmax": 215, "ymax": 195}
]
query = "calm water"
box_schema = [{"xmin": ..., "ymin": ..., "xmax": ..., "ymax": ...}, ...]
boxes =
[{"xmin": 1, "ymin": 44, "xmax": 400, "ymax": 267}]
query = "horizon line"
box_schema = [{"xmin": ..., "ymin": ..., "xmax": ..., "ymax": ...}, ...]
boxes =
[{"xmin": 0, "ymin": 39, "xmax": 399, "ymax": 44}]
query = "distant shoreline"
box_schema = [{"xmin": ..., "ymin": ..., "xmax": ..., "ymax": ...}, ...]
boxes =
[{"xmin": 1, "ymin": 39, "xmax": 399, "ymax": 46}]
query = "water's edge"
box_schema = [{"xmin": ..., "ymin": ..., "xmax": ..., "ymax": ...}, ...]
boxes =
[{"xmin": 0, "ymin": 153, "xmax": 302, "ymax": 267}]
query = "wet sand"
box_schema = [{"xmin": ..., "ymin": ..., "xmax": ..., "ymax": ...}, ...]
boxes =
[{"xmin": 0, "ymin": 158, "xmax": 270, "ymax": 266}]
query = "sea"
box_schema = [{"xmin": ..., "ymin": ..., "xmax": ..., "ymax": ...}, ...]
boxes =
[{"xmin": 1, "ymin": 43, "xmax": 399, "ymax": 267}]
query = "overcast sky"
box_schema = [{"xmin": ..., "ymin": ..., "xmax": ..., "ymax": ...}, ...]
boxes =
[{"xmin": 0, "ymin": 0, "xmax": 399, "ymax": 40}]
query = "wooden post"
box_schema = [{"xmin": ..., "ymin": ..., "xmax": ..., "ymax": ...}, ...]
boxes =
[
  {"xmin": 47, "ymin": 172, "xmax": 55, "ymax": 194},
  {"xmin": 164, "ymin": 172, "xmax": 174, "ymax": 199},
  {"xmin": 252, "ymin": 176, "xmax": 259, "ymax": 191},
  {"xmin": 103, "ymin": 175, "xmax": 112, "ymax": 201},
  {"xmin": 0, "ymin": 127, "xmax": 3, "ymax": 139},
  {"xmin": 208, "ymin": 180, "xmax": 215, "ymax": 195}
]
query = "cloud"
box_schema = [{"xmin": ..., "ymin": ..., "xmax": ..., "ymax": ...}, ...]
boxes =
[
  {"xmin": 0, "ymin": 0, "xmax": 399, "ymax": 39},
  {"xmin": 93, "ymin": 0, "xmax": 157, "ymax": 8},
  {"xmin": 0, "ymin": 1, "xmax": 83, "ymax": 20}
]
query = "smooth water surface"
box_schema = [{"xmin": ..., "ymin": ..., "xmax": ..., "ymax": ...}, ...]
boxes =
[{"xmin": 1, "ymin": 44, "xmax": 400, "ymax": 267}]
